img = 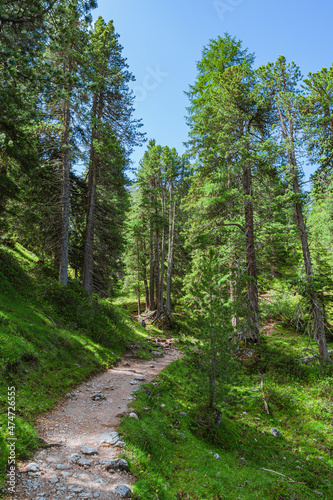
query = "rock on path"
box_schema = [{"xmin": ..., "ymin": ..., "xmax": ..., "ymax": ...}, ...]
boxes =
[{"xmin": 8, "ymin": 347, "xmax": 182, "ymax": 499}]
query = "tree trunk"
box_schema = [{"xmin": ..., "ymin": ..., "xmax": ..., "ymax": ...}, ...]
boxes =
[
  {"xmin": 59, "ymin": 94, "xmax": 71, "ymax": 286},
  {"xmin": 292, "ymin": 172, "xmax": 329, "ymax": 359},
  {"xmin": 155, "ymin": 225, "xmax": 160, "ymax": 312},
  {"xmin": 149, "ymin": 216, "xmax": 155, "ymax": 311},
  {"xmin": 277, "ymin": 104, "xmax": 329, "ymax": 360},
  {"xmin": 82, "ymin": 94, "xmax": 100, "ymax": 299},
  {"xmin": 242, "ymin": 164, "xmax": 259, "ymax": 341},
  {"xmin": 166, "ymin": 183, "xmax": 176, "ymax": 316},
  {"xmin": 159, "ymin": 193, "xmax": 166, "ymax": 313}
]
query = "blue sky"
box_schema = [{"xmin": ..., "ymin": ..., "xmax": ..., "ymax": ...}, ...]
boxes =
[{"xmin": 92, "ymin": 0, "xmax": 333, "ymax": 180}]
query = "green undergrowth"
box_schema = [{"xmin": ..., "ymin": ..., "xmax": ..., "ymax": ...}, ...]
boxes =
[
  {"xmin": 120, "ymin": 318, "xmax": 333, "ymax": 499},
  {"xmin": 0, "ymin": 244, "xmax": 152, "ymax": 489}
]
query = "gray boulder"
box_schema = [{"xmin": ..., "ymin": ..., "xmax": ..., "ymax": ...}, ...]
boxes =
[{"xmin": 112, "ymin": 484, "xmax": 132, "ymax": 498}]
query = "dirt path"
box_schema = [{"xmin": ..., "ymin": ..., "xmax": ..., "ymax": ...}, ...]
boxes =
[{"xmin": 11, "ymin": 346, "xmax": 182, "ymax": 499}]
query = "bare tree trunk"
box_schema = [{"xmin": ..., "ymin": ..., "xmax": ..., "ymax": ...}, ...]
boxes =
[
  {"xmin": 149, "ymin": 216, "xmax": 155, "ymax": 311},
  {"xmin": 242, "ymin": 164, "xmax": 259, "ymax": 341},
  {"xmin": 59, "ymin": 94, "xmax": 71, "ymax": 286},
  {"xmin": 159, "ymin": 194, "xmax": 166, "ymax": 313},
  {"xmin": 82, "ymin": 94, "xmax": 100, "ymax": 299},
  {"xmin": 155, "ymin": 225, "xmax": 160, "ymax": 312},
  {"xmin": 277, "ymin": 104, "xmax": 329, "ymax": 360},
  {"xmin": 227, "ymin": 166, "xmax": 237, "ymax": 328},
  {"xmin": 166, "ymin": 182, "xmax": 176, "ymax": 316},
  {"xmin": 293, "ymin": 173, "xmax": 329, "ymax": 359}
]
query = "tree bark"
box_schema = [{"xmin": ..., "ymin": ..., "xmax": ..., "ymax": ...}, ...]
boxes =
[
  {"xmin": 159, "ymin": 192, "xmax": 166, "ymax": 313},
  {"xmin": 155, "ymin": 225, "xmax": 160, "ymax": 312},
  {"xmin": 58, "ymin": 93, "xmax": 71, "ymax": 286},
  {"xmin": 82, "ymin": 94, "xmax": 100, "ymax": 299},
  {"xmin": 242, "ymin": 164, "xmax": 260, "ymax": 341},
  {"xmin": 166, "ymin": 182, "xmax": 176, "ymax": 316},
  {"xmin": 277, "ymin": 104, "xmax": 329, "ymax": 360},
  {"xmin": 149, "ymin": 214, "xmax": 155, "ymax": 311}
]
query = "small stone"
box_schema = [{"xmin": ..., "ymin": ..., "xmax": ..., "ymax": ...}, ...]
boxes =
[
  {"xmin": 98, "ymin": 432, "xmax": 120, "ymax": 445},
  {"xmin": 214, "ymin": 454, "xmax": 220, "ymax": 460},
  {"xmin": 103, "ymin": 458, "xmax": 129, "ymax": 471},
  {"xmin": 77, "ymin": 458, "xmax": 91, "ymax": 467},
  {"xmin": 112, "ymin": 484, "xmax": 132, "ymax": 498},
  {"xmin": 179, "ymin": 433, "xmax": 186, "ymax": 437},
  {"xmin": 66, "ymin": 393, "xmax": 73, "ymax": 398},
  {"xmin": 270, "ymin": 428, "xmax": 282, "ymax": 437},
  {"xmin": 57, "ymin": 464, "xmax": 72, "ymax": 470},
  {"xmin": 69, "ymin": 453, "xmax": 81, "ymax": 463},
  {"xmin": 130, "ymin": 381, "xmax": 139, "ymax": 385},
  {"xmin": 25, "ymin": 463, "xmax": 41, "ymax": 473},
  {"xmin": 314, "ymin": 492, "xmax": 323, "ymax": 496},
  {"xmin": 240, "ymin": 457, "xmax": 246, "ymax": 462},
  {"xmin": 296, "ymin": 465, "xmax": 302, "ymax": 470},
  {"xmin": 134, "ymin": 375, "xmax": 145, "ymax": 381},
  {"xmin": 93, "ymin": 494, "xmax": 100, "ymax": 498},
  {"xmin": 49, "ymin": 477, "xmax": 59, "ymax": 484},
  {"xmin": 129, "ymin": 412, "xmax": 139, "ymax": 419},
  {"xmin": 80, "ymin": 446, "xmax": 98, "ymax": 455},
  {"xmin": 161, "ymin": 404, "xmax": 166, "ymax": 408},
  {"xmin": 114, "ymin": 440, "xmax": 125, "ymax": 448},
  {"xmin": 91, "ymin": 393, "xmax": 105, "ymax": 401},
  {"xmin": 71, "ymin": 487, "xmax": 84, "ymax": 493},
  {"xmin": 151, "ymin": 351, "xmax": 163, "ymax": 357}
]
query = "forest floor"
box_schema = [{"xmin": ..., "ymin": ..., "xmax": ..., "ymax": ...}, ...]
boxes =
[{"xmin": 9, "ymin": 346, "xmax": 182, "ymax": 499}]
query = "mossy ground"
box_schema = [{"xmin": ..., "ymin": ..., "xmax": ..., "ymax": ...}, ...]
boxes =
[
  {"xmin": 0, "ymin": 244, "xmax": 152, "ymax": 490},
  {"xmin": 120, "ymin": 320, "xmax": 333, "ymax": 499}
]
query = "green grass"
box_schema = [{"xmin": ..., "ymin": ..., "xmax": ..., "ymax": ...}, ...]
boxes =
[
  {"xmin": 0, "ymin": 244, "xmax": 152, "ymax": 489},
  {"xmin": 120, "ymin": 319, "xmax": 333, "ymax": 499}
]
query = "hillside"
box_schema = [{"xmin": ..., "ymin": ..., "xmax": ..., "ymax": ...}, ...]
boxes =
[
  {"xmin": 1, "ymin": 245, "xmax": 333, "ymax": 499},
  {"xmin": 0, "ymin": 243, "xmax": 152, "ymax": 491}
]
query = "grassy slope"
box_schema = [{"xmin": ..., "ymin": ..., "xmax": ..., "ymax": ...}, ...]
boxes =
[
  {"xmin": 120, "ymin": 320, "xmax": 333, "ymax": 499},
  {"xmin": 0, "ymin": 244, "xmax": 151, "ymax": 489}
]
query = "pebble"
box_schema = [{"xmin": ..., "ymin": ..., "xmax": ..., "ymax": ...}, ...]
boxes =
[
  {"xmin": 69, "ymin": 453, "xmax": 81, "ymax": 463},
  {"xmin": 77, "ymin": 458, "xmax": 92, "ymax": 467},
  {"xmin": 100, "ymin": 458, "xmax": 129, "ymax": 471},
  {"xmin": 112, "ymin": 484, "xmax": 132, "ymax": 498},
  {"xmin": 71, "ymin": 487, "xmax": 84, "ymax": 493},
  {"xmin": 99, "ymin": 432, "xmax": 120, "ymax": 445},
  {"xmin": 314, "ymin": 492, "xmax": 323, "ymax": 496},
  {"xmin": 57, "ymin": 464, "xmax": 72, "ymax": 470},
  {"xmin": 81, "ymin": 446, "xmax": 98, "ymax": 455},
  {"xmin": 134, "ymin": 375, "xmax": 145, "ymax": 380},
  {"xmin": 214, "ymin": 454, "xmax": 220, "ymax": 460},
  {"xmin": 49, "ymin": 477, "xmax": 59, "ymax": 484},
  {"xmin": 26, "ymin": 463, "xmax": 41, "ymax": 472},
  {"xmin": 129, "ymin": 412, "xmax": 139, "ymax": 419},
  {"xmin": 270, "ymin": 428, "xmax": 282, "ymax": 438}
]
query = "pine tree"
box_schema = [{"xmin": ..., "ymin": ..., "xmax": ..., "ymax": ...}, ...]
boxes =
[
  {"xmin": 82, "ymin": 17, "xmax": 143, "ymax": 298},
  {"xmin": 257, "ymin": 56, "xmax": 330, "ymax": 360}
]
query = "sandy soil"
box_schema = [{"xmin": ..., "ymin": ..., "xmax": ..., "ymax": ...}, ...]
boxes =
[{"xmin": 9, "ymin": 346, "xmax": 182, "ymax": 500}]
